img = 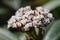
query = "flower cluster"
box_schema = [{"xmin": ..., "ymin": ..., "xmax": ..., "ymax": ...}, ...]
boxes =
[{"xmin": 7, "ymin": 6, "xmax": 53, "ymax": 31}]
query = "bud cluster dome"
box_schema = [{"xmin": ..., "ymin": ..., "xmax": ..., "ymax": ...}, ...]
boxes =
[{"xmin": 7, "ymin": 6, "xmax": 53, "ymax": 31}]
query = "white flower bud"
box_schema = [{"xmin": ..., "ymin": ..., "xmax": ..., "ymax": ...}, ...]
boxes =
[
  {"xmin": 38, "ymin": 15, "xmax": 44, "ymax": 19},
  {"xmin": 22, "ymin": 15, "xmax": 28, "ymax": 19},
  {"xmin": 15, "ymin": 16, "xmax": 21, "ymax": 21},
  {"xmin": 26, "ymin": 20, "xmax": 31, "ymax": 23},
  {"xmin": 28, "ymin": 23, "xmax": 32, "ymax": 27},
  {"xmin": 36, "ymin": 7, "xmax": 43, "ymax": 11},
  {"xmin": 44, "ymin": 18, "xmax": 50, "ymax": 24},
  {"xmin": 44, "ymin": 8, "xmax": 50, "ymax": 13},
  {"xmin": 13, "ymin": 23, "xmax": 17, "ymax": 28},
  {"xmin": 18, "ymin": 7, "xmax": 24, "ymax": 12},
  {"xmin": 7, "ymin": 24, "xmax": 12, "ymax": 28},
  {"xmin": 20, "ymin": 19, "xmax": 27, "ymax": 25},
  {"xmin": 28, "ymin": 15, "xmax": 33, "ymax": 20},
  {"xmin": 8, "ymin": 17, "xmax": 16, "ymax": 24},
  {"xmin": 32, "ymin": 16, "xmax": 36, "ymax": 20},
  {"xmin": 25, "ymin": 6, "xmax": 31, "ymax": 11},
  {"xmin": 16, "ymin": 22, "xmax": 21, "ymax": 27},
  {"xmin": 34, "ymin": 10, "xmax": 39, "ymax": 15},
  {"xmin": 47, "ymin": 13, "xmax": 53, "ymax": 18},
  {"xmin": 23, "ymin": 24, "xmax": 30, "ymax": 31},
  {"xmin": 32, "ymin": 21, "xmax": 37, "ymax": 27}
]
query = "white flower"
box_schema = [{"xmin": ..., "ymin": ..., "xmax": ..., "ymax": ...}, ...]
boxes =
[
  {"xmin": 38, "ymin": 15, "xmax": 44, "ymax": 19},
  {"xmin": 32, "ymin": 16, "xmax": 37, "ymax": 20},
  {"xmin": 16, "ymin": 22, "xmax": 21, "ymax": 27},
  {"xmin": 15, "ymin": 11, "xmax": 23, "ymax": 17},
  {"xmin": 44, "ymin": 8, "xmax": 50, "ymax": 13},
  {"xmin": 20, "ymin": 19, "xmax": 27, "ymax": 25},
  {"xmin": 28, "ymin": 15, "xmax": 33, "ymax": 20},
  {"xmin": 7, "ymin": 6, "xmax": 53, "ymax": 31},
  {"xmin": 8, "ymin": 18, "xmax": 16, "ymax": 24},
  {"xmin": 34, "ymin": 10, "xmax": 39, "ymax": 15},
  {"xmin": 18, "ymin": 7, "xmax": 24, "ymax": 12},
  {"xmin": 15, "ymin": 8, "xmax": 24, "ymax": 17},
  {"xmin": 13, "ymin": 23, "xmax": 17, "ymax": 28},
  {"xmin": 24, "ymin": 6, "xmax": 31, "ymax": 11},
  {"xmin": 47, "ymin": 13, "xmax": 53, "ymax": 18},
  {"xmin": 44, "ymin": 18, "xmax": 50, "ymax": 24},
  {"xmin": 26, "ymin": 19, "xmax": 31, "ymax": 22},
  {"xmin": 36, "ymin": 7, "xmax": 43, "ymax": 11},
  {"xmin": 32, "ymin": 20, "xmax": 38, "ymax": 27},
  {"xmin": 7, "ymin": 24, "xmax": 12, "ymax": 28},
  {"xmin": 28, "ymin": 23, "xmax": 32, "ymax": 27},
  {"xmin": 15, "ymin": 16, "xmax": 21, "ymax": 21},
  {"xmin": 25, "ymin": 10, "xmax": 34, "ymax": 16},
  {"xmin": 37, "ymin": 21, "xmax": 42, "ymax": 25},
  {"xmin": 23, "ymin": 24, "xmax": 30, "ymax": 31},
  {"xmin": 22, "ymin": 15, "xmax": 28, "ymax": 19}
]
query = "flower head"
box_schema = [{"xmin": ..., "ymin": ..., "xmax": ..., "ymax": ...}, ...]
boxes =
[{"xmin": 7, "ymin": 6, "xmax": 53, "ymax": 31}]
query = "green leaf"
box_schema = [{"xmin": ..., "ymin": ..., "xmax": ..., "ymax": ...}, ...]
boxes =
[
  {"xmin": 0, "ymin": 28, "xmax": 18, "ymax": 40},
  {"xmin": 45, "ymin": 21, "xmax": 54, "ymax": 34},
  {"xmin": 18, "ymin": 33, "xmax": 26, "ymax": 40},
  {"xmin": 35, "ymin": 27, "xmax": 39, "ymax": 36},
  {"xmin": 43, "ymin": 20, "xmax": 60, "ymax": 40}
]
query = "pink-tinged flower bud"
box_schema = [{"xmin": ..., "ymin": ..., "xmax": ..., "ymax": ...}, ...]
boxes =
[
  {"xmin": 34, "ymin": 10, "xmax": 39, "ymax": 15},
  {"xmin": 32, "ymin": 20, "xmax": 38, "ymax": 27},
  {"xmin": 16, "ymin": 22, "xmax": 21, "ymax": 27},
  {"xmin": 20, "ymin": 20, "xmax": 27, "ymax": 25},
  {"xmin": 23, "ymin": 24, "xmax": 30, "ymax": 31}
]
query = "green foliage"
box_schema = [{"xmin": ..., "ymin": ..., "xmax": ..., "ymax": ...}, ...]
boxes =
[
  {"xmin": 0, "ymin": 28, "xmax": 18, "ymax": 40},
  {"xmin": 43, "ymin": 20, "xmax": 60, "ymax": 40}
]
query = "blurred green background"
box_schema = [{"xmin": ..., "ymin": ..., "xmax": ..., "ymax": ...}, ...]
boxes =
[{"xmin": 0, "ymin": 0, "xmax": 60, "ymax": 40}]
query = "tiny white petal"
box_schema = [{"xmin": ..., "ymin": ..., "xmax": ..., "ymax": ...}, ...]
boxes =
[
  {"xmin": 11, "ymin": 16, "xmax": 16, "ymax": 19},
  {"xmin": 22, "ymin": 15, "xmax": 28, "ymax": 19},
  {"xmin": 18, "ymin": 7, "xmax": 24, "ymax": 12},
  {"xmin": 15, "ymin": 11, "xmax": 23, "ymax": 17},
  {"xmin": 7, "ymin": 24, "xmax": 12, "ymax": 28},
  {"xmin": 38, "ymin": 15, "xmax": 44, "ymax": 19},
  {"xmin": 44, "ymin": 8, "xmax": 50, "ymax": 13},
  {"xmin": 23, "ymin": 24, "xmax": 30, "ymax": 31},
  {"xmin": 34, "ymin": 26, "xmax": 37, "ymax": 28},
  {"xmin": 8, "ymin": 19, "xmax": 16, "ymax": 24},
  {"xmin": 25, "ymin": 10, "xmax": 34, "ymax": 15},
  {"xmin": 28, "ymin": 23, "xmax": 32, "ymax": 27},
  {"xmin": 13, "ymin": 23, "xmax": 17, "ymax": 28},
  {"xmin": 36, "ymin": 7, "xmax": 43, "ymax": 11},
  {"xmin": 47, "ymin": 13, "xmax": 53, "ymax": 18},
  {"xmin": 33, "ymin": 16, "xmax": 37, "ymax": 20},
  {"xmin": 44, "ymin": 18, "xmax": 50, "ymax": 23},
  {"xmin": 15, "ymin": 16, "xmax": 21, "ymax": 21},
  {"xmin": 16, "ymin": 22, "xmax": 21, "ymax": 27},
  {"xmin": 28, "ymin": 15, "xmax": 33, "ymax": 20},
  {"xmin": 25, "ymin": 6, "xmax": 31, "ymax": 11},
  {"xmin": 26, "ymin": 20, "xmax": 31, "ymax": 23},
  {"xmin": 20, "ymin": 19, "xmax": 27, "ymax": 25},
  {"xmin": 34, "ymin": 10, "xmax": 39, "ymax": 15},
  {"xmin": 32, "ymin": 21, "xmax": 37, "ymax": 27}
]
